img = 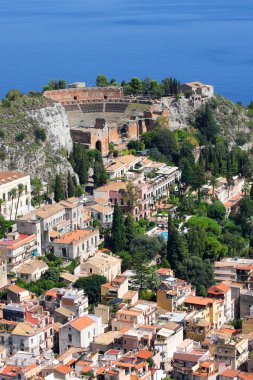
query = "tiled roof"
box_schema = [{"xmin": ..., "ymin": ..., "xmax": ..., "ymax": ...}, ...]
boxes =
[
  {"xmin": 208, "ymin": 282, "xmax": 230, "ymax": 294},
  {"xmin": 220, "ymin": 369, "xmax": 240, "ymax": 378},
  {"xmin": 36, "ymin": 204, "xmax": 65, "ymax": 219},
  {"xmin": 95, "ymin": 181, "xmax": 127, "ymax": 192},
  {"xmin": 70, "ymin": 315, "xmax": 95, "ymax": 331},
  {"xmin": 60, "ymin": 272, "xmax": 78, "ymax": 283},
  {"xmin": 53, "ymin": 229, "xmax": 95, "ymax": 244},
  {"xmin": 55, "ymin": 364, "xmax": 73, "ymax": 374},
  {"xmin": 0, "ymin": 171, "xmax": 28, "ymax": 185},
  {"xmin": 184, "ymin": 296, "xmax": 214, "ymax": 306},
  {"xmin": 17, "ymin": 260, "xmax": 48, "ymax": 275},
  {"xmin": 136, "ymin": 350, "xmax": 153, "ymax": 359},
  {"xmin": 55, "ymin": 307, "xmax": 74, "ymax": 318},
  {"xmin": 90, "ymin": 204, "xmax": 113, "ymax": 214},
  {"xmin": 12, "ymin": 322, "xmax": 34, "ymax": 336},
  {"xmin": 0, "ymin": 234, "xmax": 36, "ymax": 249},
  {"xmin": 8, "ymin": 284, "xmax": 27, "ymax": 294},
  {"xmin": 173, "ymin": 352, "xmax": 203, "ymax": 362}
]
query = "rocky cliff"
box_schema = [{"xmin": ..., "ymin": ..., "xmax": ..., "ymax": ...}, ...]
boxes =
[
  {"xmin": 162, "ymin": 95, "xmax": 252, "ymax": 147},
  {"xmin": 0, "ymin": 95, "xmax": 74, "ymax": 181}
]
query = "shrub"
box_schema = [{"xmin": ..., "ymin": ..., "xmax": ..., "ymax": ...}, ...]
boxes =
[
  {"xmin": 34, "ymin": 128, "xmax": 46, "ymax": 141},
  {"xmin": 0, "ymin": 130, "xmax": 5, "ymax": 138},
  {"xmin": 15, "ymin": 132, "xmax": 26, "ymax": 142}
]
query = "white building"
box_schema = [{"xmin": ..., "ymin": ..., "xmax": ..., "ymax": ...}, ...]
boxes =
[
  {"xmin": 59, "ymin": 314, "xmax": 104, "ymax": 352},
  {"xmin": 0, "ymin": 171, "xmax": 32, "ymax": 219},
  {"xmin": 50, "ymin": 228, "xmax": 99, "ymax": 261}
]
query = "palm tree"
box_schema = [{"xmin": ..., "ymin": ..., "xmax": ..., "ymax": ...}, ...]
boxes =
[
  {"xmin": 10, "ymin": 188, "xmax": 17, "ymax": 220},
  {"xmin": 15, "ymin": 184, "xmax": 24, "ymax": 220},
  {"xmin": 0, "ymin": 198, "xmax": 6, "ymax": 216},
  {"xmin": 33, "ymin": 178, "xmax": 42, "ymax": 206},
  {"xmin": 210, "ymin": 176, "xmax": 218, "ymax": 201}
]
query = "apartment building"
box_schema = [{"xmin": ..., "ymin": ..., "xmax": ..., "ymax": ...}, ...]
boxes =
[
  {"xmin": 184, "ymin": 296, "xmax": 225, "ymax": 329},
  {"xmin": 207, "ymin": 282, "xmax": 233, "ymax": 322},
  {"xmin": 0, "ymin": 231, "xmax": 38, "ymax": 272},
  {"xmin": 154, "ymin": 322, "xmax": 184, "ymax": 371},
  {"xmin": 214, "ymin": 258, "xmax": 253, "ymax": 289},
  {"xmin": 50, "ymin": 228, "xmax": 99, "ymax": 261},
  {"xmin": 17, "ymin": 197, "xmax": 85, "ymax": 255},
  {"xmin": 0, "ymin": 302, "xmax": 54, "ymax": 355},
  {"xmin": 209, "ymin": 333, "xmax": 248, "ymax": 370},
  {"xmin": 101, "ymin": 275, "xmax": 129, "ymax": 303},
  {"xmin": 59, "ymin": 314, "xmax": 104, "ymax": 352},
  {"xmin": 42, "ymin": 287, "xmax": 88, "ymax": 320},
  {"xmin": 157, "ymin": 277, "xmax": 195, "ymax": 312},
  {"xmin": 80, "ymin": 250, "xmax": 121, "ymax": 281},
  {"xmin": 0, "ymin": 171, "xmax": 32, "ymax": 220},
  {"xmin": 172, "ymin": 339, "xmax": 210, "ymax": 380}
]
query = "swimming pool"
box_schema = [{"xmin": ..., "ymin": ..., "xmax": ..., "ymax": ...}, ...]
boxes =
[{"xmin": 160, "ymin": 231, "xmax": 168, "ymax": 241}]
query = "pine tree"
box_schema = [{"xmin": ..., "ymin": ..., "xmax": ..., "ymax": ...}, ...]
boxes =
[
  {"xmin": 67, "ymin": 171, "xmax": 76, "ymax": 198},
  {"xmin": 125, "ymin": 213, "xmax": 136, "ymax": 249},
  {"xmin": 111, "ymin": 201, "xmax": 126, "ymax": 253},
  {"xmin": 54, "ymin": 174, "xmax": 65, "ymax": 202}
]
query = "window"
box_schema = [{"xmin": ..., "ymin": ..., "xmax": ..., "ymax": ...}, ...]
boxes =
[
  {"xmin": 90, "ymin": 268, "xmax": 92, "ymax": 274},
  {"xmin": 68, "ymin": 334, "xmax": 72, "ymax": 342},
  {"xmin": 62, "ymin": 248, "xmax": 67, "ymax": 258},
  {"xmin": 88, "ymin": 332, "xmax": 90, "ymax": 339}
]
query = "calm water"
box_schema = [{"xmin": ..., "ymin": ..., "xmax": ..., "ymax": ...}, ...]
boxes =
[{"xmin": 1, "ymin": 0, "xmax": 253, "ymax": 103}]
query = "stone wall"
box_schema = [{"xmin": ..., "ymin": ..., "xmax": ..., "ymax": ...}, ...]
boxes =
[{"xmin": 44, "ymin": 87, "xmax": 123, "ymax": 105}]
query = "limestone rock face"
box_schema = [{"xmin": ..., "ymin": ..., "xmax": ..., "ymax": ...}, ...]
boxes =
[
  {"xmin": 0, "ymin": 100, "xmax": 74, "ymax": 181},
  {"xmin": 29, "ymin": 103, "xmax": 73, "ymax": 153}
]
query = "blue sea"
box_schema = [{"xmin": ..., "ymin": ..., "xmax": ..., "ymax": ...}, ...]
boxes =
[{"xmin": 1, "ymin": 0, "xmax": 253, "ymax": 103}]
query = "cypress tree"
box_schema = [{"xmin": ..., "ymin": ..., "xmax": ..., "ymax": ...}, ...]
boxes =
[
  {"xmin": 111, "ymin": 201, "xmax": 126, "ymax": 253},
  {"xmin": 167, "ymin": 214, "xmax": 188, "ymax": 271},
  {"xmin": 67, "ymin": 171, "xmax": 76, "ymax": 198},
  {"xmin": 125, "ymin": 213, "xmax": 136, "ymax": 249},
  {"xmin": 250, "ymin": 183, "xmax": 253, "ymax": 200},
  {"xmin": 54, "ymin": 174, "xmax": 65, "ymax": 202}
]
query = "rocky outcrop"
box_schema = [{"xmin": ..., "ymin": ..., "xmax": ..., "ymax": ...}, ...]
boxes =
[{"xmin": 0, "ymin": 97, "xmax": 74, "ymax": 181}]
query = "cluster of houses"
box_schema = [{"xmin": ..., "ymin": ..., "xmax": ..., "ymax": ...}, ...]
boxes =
[
  {"xmin": 0, "ymin": 153, "xmax": 252, "ymax": 379},
  {"xmin": 0, "ymin": 255, "xmax": 252, "ymax": 380}
]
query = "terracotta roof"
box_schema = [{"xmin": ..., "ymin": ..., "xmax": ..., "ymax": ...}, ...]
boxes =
[
  {"xmin": 93, "ymin": 198, "xmax": 108, "ymax": 205},
  {"xmin": 106, "ymin": 349, "xmax": 121, "ymax": 355},
  {"xmin": 220, "ymin": 369, "xmax": 240, "ymax": 378},
  {"xmin": 70, "ymin": 315, "xmax": 95, "ymax": 331},
  {"xmin": 117, "ymin": 309, "xmax": 142, "ymax": 317},
  {"xmin": 208, "ymin": 282, "xmax": 230, "ymax": 294},
  {"xmin": 184, "ymin": 296, "xmax": 214, "ymax": 306},
  {"xmin": 8, "ymin": 284, "xmax": 27, "ymax": 294},
  {"xmin": 136, "ymin": 350, "xmax": 153, "ymax": 359},
  {"xmin": 45, "ymin": 288, "xmax": 58, "ymax": 298},
  {"xmin": 53, "ymin": 229, "xmax": 95, "ymax": 244},
  {"xmin": 0, "ymin": 234, "xmax": 36, "ymax": 250},
  {"xmin": 95, "ymin": 181, "xmax": 127, "ymax": 192},
  {"xmin": 156, "ymin": 268, "xmax": 173, "ymax": 275},
  {"xmin": 238, "ymin": 372, "xmax": 253, "ymax": 380},
  {"xmin": 0, "ymin": 171, "xmax": 28, "ymax": 185},
  {"xmin": 55, "ymin": 364, "xmax": 73, "ymax": 374}
]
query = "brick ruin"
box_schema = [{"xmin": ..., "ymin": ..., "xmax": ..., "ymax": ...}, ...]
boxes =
[{"xmin": 44, "ymin": 87, "xmax": 169, "ymax": 155}]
